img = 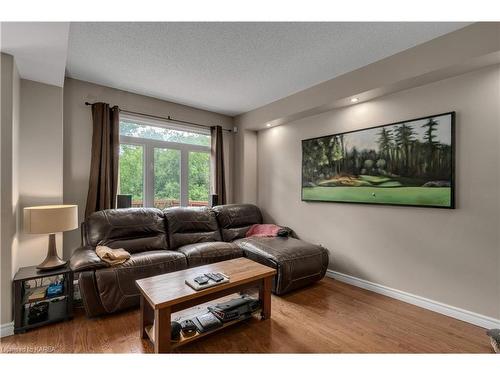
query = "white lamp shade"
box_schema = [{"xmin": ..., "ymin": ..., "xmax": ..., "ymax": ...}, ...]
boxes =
[{"xmin": 24, "ymin": 205, "xmax": 78, "ymax": 234}]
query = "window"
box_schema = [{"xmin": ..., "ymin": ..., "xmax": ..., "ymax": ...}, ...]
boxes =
[
  {"xmin": 189, "ymin": 151, "xmax": 210, "ymax": 206},
  {"xmin": 119, "ymin": 144, "xmax": 144, "ymax": 206},
  {"xmin": 118, "ymin": 115, "xmax": 211, "ymax": 208},
  {"xmin": 154, "ymin": 148, "xmax": 181, "ymax": 208}
]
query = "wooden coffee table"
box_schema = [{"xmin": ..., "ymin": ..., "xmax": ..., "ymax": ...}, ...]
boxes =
[{"xmin": 135, "ymin": 257, "xmax": 277, "ymax": 353}]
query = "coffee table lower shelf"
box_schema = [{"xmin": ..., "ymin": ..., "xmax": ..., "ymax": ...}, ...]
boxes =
[{"xmin": 144, "ymin": 310, "xmax": 261, "ymax": 350}]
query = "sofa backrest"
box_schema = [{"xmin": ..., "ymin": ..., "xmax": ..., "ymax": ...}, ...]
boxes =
[
  {"xmin": 85, "ymin": 208, "xmax": 168, "ymax": 253},
  {"xmin": 164, "ymin": 206, "xmax": 221, "ymax": 249},
  {"xmin": 212, "ymin": 204, "xmax": 262, "ymax": 242}
]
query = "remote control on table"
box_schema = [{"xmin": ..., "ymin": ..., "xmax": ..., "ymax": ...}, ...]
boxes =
[
  {"xmin": 194, "ymin": 276, "xmax": 209, "ymax": 285},
  {"xmin": 205, "ymin": 272, "xmax": 224, "ymax": 283}
]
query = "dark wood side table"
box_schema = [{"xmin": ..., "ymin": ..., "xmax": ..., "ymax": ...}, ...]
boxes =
[{"xmin": 13, "ymin": 265, "xmax": 73, "ymax": 334}]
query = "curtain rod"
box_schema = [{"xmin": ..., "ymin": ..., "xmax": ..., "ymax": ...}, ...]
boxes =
[{"xmin": 84, "ymin": 102, "xmax": 232, "ymax": 133}]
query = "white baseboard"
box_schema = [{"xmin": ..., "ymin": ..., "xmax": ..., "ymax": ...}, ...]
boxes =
[
  {"xmin": 326, "ymin": 269, "xmax": 500, "ymax": 330},
  {"xmin": 1, "ymin": 321, "xmax": 14, "ymax": 338}
]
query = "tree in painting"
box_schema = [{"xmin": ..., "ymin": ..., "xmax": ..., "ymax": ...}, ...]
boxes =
[{"xmin": 302, "ymin": 113, "xmax": 454, "ymax": 207}]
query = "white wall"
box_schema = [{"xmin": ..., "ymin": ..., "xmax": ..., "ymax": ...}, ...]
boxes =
[
  {"xmin": 0, "ymin": 53, "xmax": 20, "ymax": 325},
  {"xmin": 257, "ymin": 65, "xmax": 500, "ymax": 319},
  {"xmin": 1, "ymin": 63, "xmax": 64, "ymax": 327},
  {"xmin": 233, "ymin": 129, "xmax": 258, "ymax": 204},
  {"xmin": 63, "ymin": 78, "xmax": 234, "ymax": 257},
  {"xmin": 16, "ymin": 79, "xmax": 64, "ymax": 268}
]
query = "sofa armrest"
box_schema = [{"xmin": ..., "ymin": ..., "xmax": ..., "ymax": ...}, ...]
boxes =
[{"xmin": 69, "ymin": 246, "xmax": 108, "ymax": 272}]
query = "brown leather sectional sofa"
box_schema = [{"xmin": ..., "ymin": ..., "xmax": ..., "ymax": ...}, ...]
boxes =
[{"xmin": 70, "ymin": 204, "xmax": 329, "ymax": 317}]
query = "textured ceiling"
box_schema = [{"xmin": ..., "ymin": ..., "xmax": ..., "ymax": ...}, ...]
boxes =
[{"xmin": 67, "ymin": 22, "xmax": 469, "ymax": 116}]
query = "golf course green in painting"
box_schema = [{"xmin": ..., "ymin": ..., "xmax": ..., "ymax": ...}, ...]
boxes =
[
  {"xmin": 301, "ymin": 113, "xmax": 454, "ymax": 208},
  {"xmin": 303, "ymin": 186, "xmax": 450, "ymax": 206}
]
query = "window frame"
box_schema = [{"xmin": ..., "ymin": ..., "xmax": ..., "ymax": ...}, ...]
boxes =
[{"xmin": 119, "ymin": 114, "xmax": 211, "ymax": 208}]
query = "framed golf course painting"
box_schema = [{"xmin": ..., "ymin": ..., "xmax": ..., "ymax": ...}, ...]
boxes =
[{"xmin": 301, "ymin": 112, "xmax": 455, "ymax": 208}]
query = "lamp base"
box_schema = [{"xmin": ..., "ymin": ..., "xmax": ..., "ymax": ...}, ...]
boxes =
[
  {"xmin": 37, "ymin": 256, "xmax": 67, "ymax": 270},
  {"xmin": 37, "ymin": 233, "xmax": 67, "ymax": 270}
]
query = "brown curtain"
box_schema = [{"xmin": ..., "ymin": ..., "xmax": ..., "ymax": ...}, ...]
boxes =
[
  {"xmin": 210, "ymin": 125, "xmax": 227, "ymax": 205},
  {"xmin": 84, "ymin": 103, "xmax": 120, "ymax": 218}
]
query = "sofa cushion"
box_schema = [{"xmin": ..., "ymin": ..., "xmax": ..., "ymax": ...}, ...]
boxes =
[
  {"xmin": 85, "ymin": 208, "xmax": 168, "ymax": 253},
  {"xmin": 177, "ymin": 242, "xmax": 243, "ymax": 267},
  {"xmin": 164, "ymin": 207, "xmax": 221, "ymax": 249},
  {"xmin": 213, "ymin": 204, "xmax": 262, "ymax": 242},
  {"xmin": 234, "ymin": 237, "xmax": 329, "ymax": 295},
  {"xmin": 94, "ymin": 250, "xmax": 187, "ymax": 313}
]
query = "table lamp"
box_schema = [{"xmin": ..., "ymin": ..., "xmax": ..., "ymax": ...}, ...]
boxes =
[{"xmin": 23, "ymin": 205, "xmax": 78, "ymax": 270}]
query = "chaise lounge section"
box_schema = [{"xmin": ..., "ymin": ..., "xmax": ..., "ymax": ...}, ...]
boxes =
[
  {"xmin": 213, "ymin": 204, "xmax": 329, "ymax": 295},
  {"xmin": 70, "ymin": 204, "xmax": 329, "ymax": 317}
]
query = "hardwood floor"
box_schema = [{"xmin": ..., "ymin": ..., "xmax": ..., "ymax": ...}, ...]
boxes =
[{"xmin": 0, "ymin": 278, "xmax": 492, "ymax": 353}]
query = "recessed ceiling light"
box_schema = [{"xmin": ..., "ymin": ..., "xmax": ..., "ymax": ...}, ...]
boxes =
[
  {"xmin": 350, "ymin": 97, "xmax": 359, "ymax": 103},
  {"xmin": 266, "ymin": 123, "xmax": 272, "ymax": 127}
]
